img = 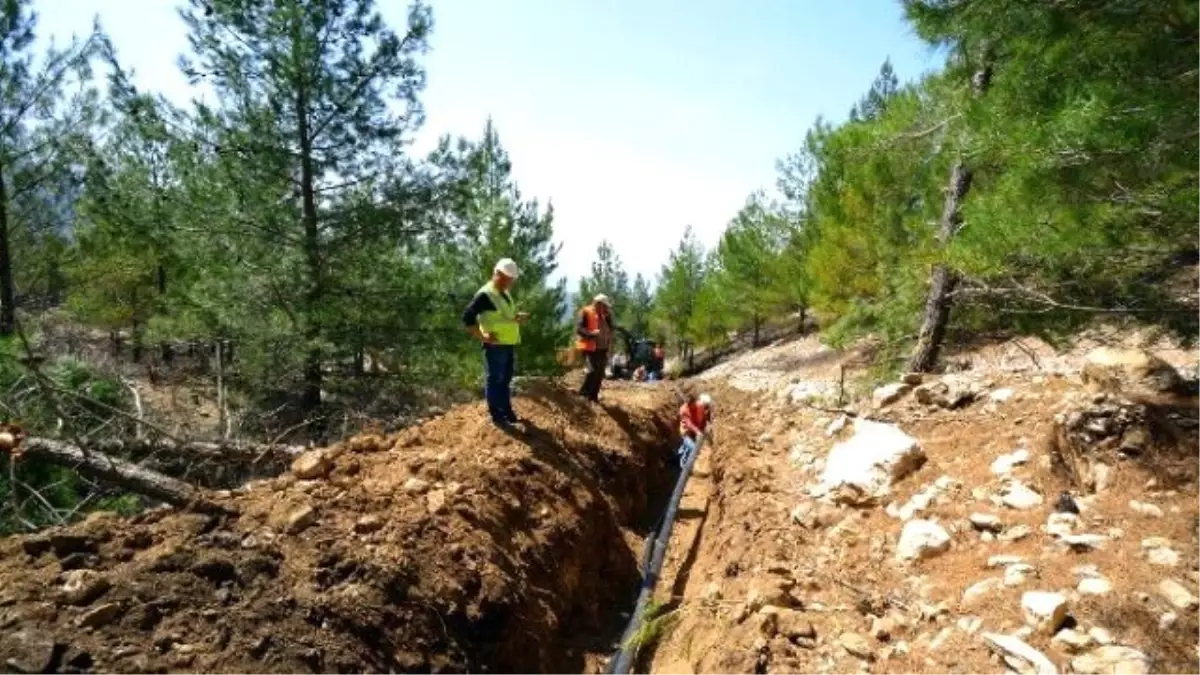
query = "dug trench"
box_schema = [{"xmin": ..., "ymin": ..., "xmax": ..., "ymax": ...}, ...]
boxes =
[{"xmin": 0, "ymin": 380, "xmax": 682, "ymax": 674}]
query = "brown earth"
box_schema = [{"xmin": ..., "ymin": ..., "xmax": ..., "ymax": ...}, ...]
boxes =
[{"xmin": 0, "ymin": 380, "xmax": 680, "ymax": 674}]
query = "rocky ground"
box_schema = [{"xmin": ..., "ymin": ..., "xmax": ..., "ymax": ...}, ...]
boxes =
[
  {"xmin": 644, "ymin": 331, "xmax": 1200, "ymax": 674},
  {"xmin": 0, "ymin": 381, "xmax": 680, "ymax": 674}
]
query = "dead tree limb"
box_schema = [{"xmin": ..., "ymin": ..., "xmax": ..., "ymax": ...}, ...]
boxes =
[{"xmin": 16, "ymin": 437, "xmax": 234, "ymax": 514}]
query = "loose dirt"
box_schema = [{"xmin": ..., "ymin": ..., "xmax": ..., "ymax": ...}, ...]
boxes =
[{"xmin": 0, "ymin": 380, "xmax": 679, "ymax": 674}]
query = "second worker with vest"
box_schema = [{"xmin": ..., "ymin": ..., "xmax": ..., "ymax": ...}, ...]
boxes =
[{"xmin": 576, "ymin": 294, "xmax": 616, "ymax": 403}]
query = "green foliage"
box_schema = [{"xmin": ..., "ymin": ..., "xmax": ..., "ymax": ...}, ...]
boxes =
[
  {"xmin": 652, "ymin": 226, "xmax": 707, "ymax": 354},
  {"xmin": 578, "ymin": 240, "xmax": 631, "ymax": 323}
]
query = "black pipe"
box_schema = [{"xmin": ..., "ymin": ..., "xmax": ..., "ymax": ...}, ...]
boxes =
[{"xmin": 608, "ymin": 433, "xmax": 705, "ymax": 674}]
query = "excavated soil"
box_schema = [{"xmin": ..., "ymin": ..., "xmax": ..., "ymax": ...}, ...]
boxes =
[{"xmin": 0, "ymin": 380, "xmax": 680, "ymax": 674}]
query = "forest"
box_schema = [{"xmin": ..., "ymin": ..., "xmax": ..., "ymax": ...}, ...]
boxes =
[{"xmin": 0, "ymin": 0, "xmax": 1196, "ymax": 532}]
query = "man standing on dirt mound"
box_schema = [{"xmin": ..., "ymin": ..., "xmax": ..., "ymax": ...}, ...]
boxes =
[
  {"xmin": 576, "ymin": 294, "xmax": 615, "ymax": 402},
  {"xmin": 463, "ymin": 258, "xmax": 530, "ymax": 428}
]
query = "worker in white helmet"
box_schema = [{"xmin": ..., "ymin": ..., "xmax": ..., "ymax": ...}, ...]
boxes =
[
  {"xmin": 576, "ymin": 293, "xmax": 616, "ymax": 402},
  {"xmin": 463, "ymin": 258, "xmax": 530, "ymax": 428}
]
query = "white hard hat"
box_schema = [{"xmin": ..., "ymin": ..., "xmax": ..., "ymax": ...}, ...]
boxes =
[
  {"xmin": 593, "ymin": 294, "xmax": 611, "ymax": 306},
  {"xmin": 494, "ymin": 258, "xmax": 519, "ymax": 279},
  {"xmin": 699, "ymin": 393, "xmax": 712, "ymax": 406}
]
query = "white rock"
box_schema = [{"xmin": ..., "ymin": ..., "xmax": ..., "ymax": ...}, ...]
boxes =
[
  {"xmin": 1089, "ymin": 462, "xmax": 1112, "ymax": 492},
  {"xmin": 1077, "ymin": 577, "xmax": 1113, "ymax": 596},
  {"xmin": 826, "ymin": 415, "xmax": 849, "ymax": 437},
  {"xmin": 970, "ymin": 513, "xmax": 1003, "ymax": 532},
  {"xmin": 989, "ymin": 388, "xmax": 1015, "ymax": 403},
  {"xmin": 1046, "ymin": 512, "xmax": 1079, "ymax": 537},
  {"xmin": 402, "ymin": 477, "xmax": 431, "ymax": 494},
  {"xmin": 1087, "ymin": 627, "xmax": 1114, "ymax": 645},
  {"xmin": 1129, "ymin": 500, "xmax": 1163, "ymax": 518},
  {"xmin": 1159, "ymin": 611, "xmax": 1178, "ymax": 630},
  {"xmin": 1073, "ymin": 564, "xmax": 1101, "ymax": 578},
  {"xmin": 971, "ymin": 486, "xmax": 990, "ymax": 501},
  {"xmin": 1141, "ymin": 536, "xmax": 1172, "ymax": 550},
  {"xmin": 991, "ymin": 448, "xmax": 1032, "ymax": 476},
  {"xmin": 1051, "ymin": 628, "xmax": 1093, "ymax": 654},
  {"xmin": 962, "ymin": 578, "xmax": 1004, "ymax": 607},
  {"xmin": 980, "ymin": 632, "xmax": 1059, "ymax": 675},
  {"xmin": 1057, "ymin": 534, "xmax": 1106, "ymax": 551},
  {"xmin": 1002, "ymin": 481, "xmax": 1044, "ymax": 510},
  {"xmin": 957, "ymin": 615, "xmax": 982, "ymax": 634},
  {"xmin": 1147, "ymin": 547, "xmax": 1180, "ymax": 567},
  {"xmin": 1070, "ymin": 645, "xmax": 1151, "ymax": 675},
  {"xmin": 1000, "ymin": 524, "xmax": 1033, "ymax": 543},
  {"xmin": 1005, "ymin": 564, "xmax": 1036, "ymax": 587},
  {"xmin": 1022, "ymin": 591, "xmax": 1069, "ymax": 635},
  {"xmin": 897, "ymin": 519, "xmax": 951, "ymax": 562},
  {"xmin": 818, "ymin": 419, "xmax": 925, "ymax": 503},
  {"xmin": 988, "ymin": 555, "xmax": 1026, "ymax": 568},
  {"xmin": 873, "ymin": 382, "xmax": 911, "ymax": 408},
  {"xmin": 1158, "ymin": 579, "xmax": 1199, "ymax": 611}
]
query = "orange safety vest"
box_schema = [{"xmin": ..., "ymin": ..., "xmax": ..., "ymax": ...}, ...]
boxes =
[
  {"xmin": 576, "ymin": 305, "xmax": 603, "ymax": 352},
  {"xmin": 679, "ymin": 402, "xmax": 709, "ymax": 438}
]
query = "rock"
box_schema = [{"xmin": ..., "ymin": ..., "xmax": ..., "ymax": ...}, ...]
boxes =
[
  {"xmin": 426, "ymin": 489, "xmax": 448, "ymax": 515},
  {"xmin": 902, "ymin": 372, "xmax": 923, "ymax": 385},
  {"xmin": 291, "ymin": 450, "xmax": 332, "ymax": 480},
  {"xmin": 913, "ymin": 382, "xmax": 944, "ymax": 405},
  {"xmin": 896, "ymin": 519, "xmax": 951, "ymax": 562},
  {"xmin": 0, "ymin": 629, "xmax": 60, "ymax": 673},
  {"xmin": 1158, "ymin": 611, "xmax": 1178, "ymax": 630},
  {"xmin": 1002, "ymin": 481, "xmax": 1044, "ymax": 510},
  {"xmin": 402, "ymin": 477, "xmax": 431, "ymax": 494},
  {"xmin": 989, "ymin": 388, "xmax": 1015, "ymax": 403},
  {"xmin": 284, "ymin": 505, "xmax": 316, "ymax": 535},
  {"xmin": 988, "ymin": 555, "xmax": 1026, "ymax": 568},
  {"xmin": 354, "ymin": 515, "xmax": 383, "ymax": 534},
  {"xmin": 970, "ymin": 513, "xmax": 1003, "ymax": 532},
  {"xmin": 825, "ymin": 415, "xmax": 849, "ymax": 437},
  {"xmin": 776, "ymin": 610, "xmax": 816, "ymax": 641},
  {"xmin": 839, "ymin": 632, "xmax": 874, "ymax": 660},
  {"xmin": 1005, "ymin": 564, "xmax": 1036, "ymax": 587},
  {"xmin": 1158, "ymin": 579, "xmax": 1198, "ymax": 611},
  {"xmin": 818, "ymin": 419, "xmax": 925, "ymax": 504},
  {"xmin": 871, "ymin": 615, "xmax": 895, "ymax": 641},
  {"xmin": 1088, "ymin": 463, "xmax": 1112, "ymax": 492},
  {"xmin": 1118, "ymin": 428, "xmax": 1147, "ymax": 455},
  {"xmin": 1087, "ymin": 627, "xmax": 1114, "ymax": 645},
  {"xmin": 1081, "ymin": 347, "xmax": 1185, "ymax": 397},
  {"xmin": 1051, "ymin": 629, "xmax": 1093, "ymax": 654},
  {"xmin": 980, "ymin": 632, "xmax": 1058, "ymax": 675},
  {"xmin": 77, "ymin": 602, "xmax": 122, "ymax": 628},
  {"xmin": 962, "ymin": 578, "xmax": 1004, "ymax": 608},
  {"xmin": 873, "ymin": 383, "xmax": 911, "ymax": 408},
  {"xmin": 957, "ymin": 615, "xmax": 982, "ymax": 634},
  {"xmin": 990, "ymin": 448, "xmax": 1032, "ymax": 476},
  {"xmin": 1146, "ymin": 547, "xmax": 1180, "ymax": 567},
  {"xmin": 1070, "ymin": 645, "xmax": 1151, "ymax": 675},
  {"xmin": 1046, "ymin": 512, "xmax": 1079, "ymax": 537},
  {"xmin": 1077, "ymin": 577, "xmax": 1113, "ymax": 596},
  {"xmin": 919, "ymin": 602, "xmax": 949, "ymax": 621},
  {"xmin": 1022, "ymin": 591, "xmax": 1068, "ymax": 635},
  {"xmin": 58, "ymin": 570, "xmax": 111, "ymax": 606},
  {"xmin": 1057, "ymin": 534, "xmax": 1106, "ymax": 552},
  {"xmin": 999, "ymin": 525, "xmax": 1033, "ymax": 543},
  {"xmin": 1129, "ymin": 500, "xmax": 1163, "ymax": 518},
  {"xmin": 1141, "ymin": 536, "xmax": 1171, "ymax": 549},
  {"xmin": 971, "ymin": 486, "xmax": 989, "ymax": 501}
]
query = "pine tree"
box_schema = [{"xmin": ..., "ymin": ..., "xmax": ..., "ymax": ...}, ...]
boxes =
[
  {"xmin": 176, "ymin": 0, "xmax": 432, "ymax": 415},
  {"xmin": 653, "ymin": 226, "xmax": 706, "ymax": 367},
  {"xmin": 0, "ymin": 0, "xmax": 98, "ymax": 335},
  {"xmin": 628, "ymin": 273, "xmax": 653, "ymax": 337}
]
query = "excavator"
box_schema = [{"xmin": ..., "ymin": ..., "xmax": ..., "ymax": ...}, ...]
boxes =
[{"xmin": 608, "ymin": 327, "xmax": 656, "ymax": 380}]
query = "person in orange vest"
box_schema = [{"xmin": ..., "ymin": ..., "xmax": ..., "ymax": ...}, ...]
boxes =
[
  {"xmin": 677, "ymin": 392, "xmax": 713, "ymax": 466},
  {"xmin": 576, "ymin": 294, "xmax": 615, "ymax": 402}
]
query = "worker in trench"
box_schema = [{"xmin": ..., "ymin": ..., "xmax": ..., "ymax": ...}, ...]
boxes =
[
  {"xmin": 677, "ymin": 392, "xmax": 713, "ymax": 466},
  {"xmin": 463, "ymin": 258, "xmax": 530, "ymax": 428},
  {"xmin": 576, "ymin": 294, "xmax": 617, "ymax": 402}
]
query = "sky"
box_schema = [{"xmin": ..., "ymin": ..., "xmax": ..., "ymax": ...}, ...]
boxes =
[{"xmin": 38, "ymin": 0, "xmax": 944, "ymax": 287}]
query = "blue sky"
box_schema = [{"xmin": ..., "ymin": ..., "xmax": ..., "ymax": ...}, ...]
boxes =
[{"xmin": 39, "ymin": 0, "xmax": 943, "ymax": 285}]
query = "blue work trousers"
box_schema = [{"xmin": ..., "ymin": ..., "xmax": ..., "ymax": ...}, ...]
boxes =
[{"xmin": 483, "ymin": 344, "xmax": 516, "ymax": 423}]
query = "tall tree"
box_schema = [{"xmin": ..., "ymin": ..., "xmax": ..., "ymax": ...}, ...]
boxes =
[
  {"xmin": 653, "ymin": 226, "xmax": 706, "ymax": 365},
  {"xmin": 577, "ymin": 239, "xmax": 630, "ymax": 322},
  {"xmin": 628, "ymin": 273, "xmax": 653, "ymax": 337},
  {"xmin": 0, "ymin": 0, "xmax": 98, "ymax": 335},
  {"xmin": 717, "ymin": 193, "xmax": 795, "ymax": 345},
  {"xmin": 176, "ymin": 0, "xmax": 432, "ymax": 414}
]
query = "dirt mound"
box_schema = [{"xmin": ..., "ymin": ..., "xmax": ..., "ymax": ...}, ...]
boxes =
[{"xmin": 0, "ymin": 380, "xmax": 679, "ymax": 673}]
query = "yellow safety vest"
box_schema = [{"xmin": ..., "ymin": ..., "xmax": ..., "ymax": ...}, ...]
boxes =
[{"xmin": 477, "ymin": 281, "xmax": 521, "ymax": 345}]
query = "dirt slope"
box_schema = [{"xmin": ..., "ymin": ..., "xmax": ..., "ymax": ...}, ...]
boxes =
[{"xmin": 0, "ymin": 380, "xmax": 678, "ymax": 674}]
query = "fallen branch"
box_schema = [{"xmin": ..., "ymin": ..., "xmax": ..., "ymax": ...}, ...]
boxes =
[{"xmin": 16, "ymin": 437, "xmax": 234, "ymax": 514}]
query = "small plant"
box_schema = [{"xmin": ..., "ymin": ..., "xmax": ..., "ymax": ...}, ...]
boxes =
[{"xmin": 623, "ymin": 599, "xmax": 680, "ymax": 656}]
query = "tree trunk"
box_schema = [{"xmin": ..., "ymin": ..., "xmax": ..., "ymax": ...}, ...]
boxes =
[
  {"xmin": 906, "ymin": 54, "xmax": 993, "ymax": 373},
  {"xmin": 18, "ymin": 437, "xmax": 232, "ymax": 514},
  {"xmin": 752, "ymin": 315, "xmax": 761, "ymax": 347},
  {"xmin": 296, "ymin": 76, "xmax": 323, "ymax": 420},
  {"xmin": 0, "ymin": 163, "xmax": 13, "ymax": 336}
]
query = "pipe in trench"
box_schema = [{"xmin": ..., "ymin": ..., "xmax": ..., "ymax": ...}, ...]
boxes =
[{"xmin": 607, "ymin": 433, "xmax": 706, "ymax": 674}]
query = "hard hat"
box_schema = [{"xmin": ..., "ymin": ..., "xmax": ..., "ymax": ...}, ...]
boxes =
[
  {"xmin": 494, "ymin": 258, "xmax": 519, "ymax": 279},
  {"xmin": 699, "ymin": 393, "xmax": 712, "ymax": 406},
  {"xmin": 593, "ymin": 294, "xmax": 611, "ymax": 306}
]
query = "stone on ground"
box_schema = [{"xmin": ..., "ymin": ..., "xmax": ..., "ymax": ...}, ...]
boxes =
[
  {"xmin": 839, "ymin": 632, "xmax": 874, "ymax": 660},
  {"xmin": 970, "ymin": 513, "xmax": 1003, "ymax": 532},
  {"xmin": 1021, "ymin": 591, "xmax": 1069, "ymax": 635},
  {"xmin": 990, "ymin": 448, "xmax": 1031, "ymax": 476},
  {"xmin": 980, "ymin": 632, "xmax": 1058, "ymax": 675},
  {"xmin": 818, "ymin": 419, "xmax": 925, "ymax": 504},
  {"xmin": 1076, "ymin": 576, "xmax": 1113, "ymax": 596},
  {"xmin": 291, "ymin": 450, "xmax": 332, "ymax": 480},
  {"xmin": 1051, "ymin": 628, "xmax": 1093, "ymax": 654},
  {"xmin": 873, "ymin": 382, "xmax": 911, "ymax": 408},
  {"xmin": 896, "ymin": 519, "xmax": 951, "ymax": 562},
  {"xmin": 1070, "ymin": 645, "xmax": 1151, "ymax": 675},
  {"xmin": 1081, "ymin": 347, "xmax": 1186, "ymax": 396},
  {"xmin": 1128, "ymin": 500, "xmax": 1163, "ymax": 518},
  {"xmin": 1157, "ymin": 579, "xmax": 1198, "ymax": 611},
  {"xmin": 1002, "ymin": 481, "xmax": 1044, "ymax": 510}
]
